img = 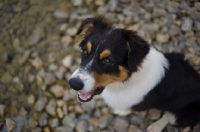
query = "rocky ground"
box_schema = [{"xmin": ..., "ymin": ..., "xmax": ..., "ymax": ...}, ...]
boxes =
[{"xmin": 0, "ymin": 0, "xmax": 200, "ymax": 132}]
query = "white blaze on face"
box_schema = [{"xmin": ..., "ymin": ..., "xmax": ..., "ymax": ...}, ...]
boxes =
[{"xmin": 70, "ymin": 66, "xmax": 95, "ymax": 93}]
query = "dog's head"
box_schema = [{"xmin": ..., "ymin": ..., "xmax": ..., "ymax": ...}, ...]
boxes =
[{"xmin": 68, "ymin": 17, "xmax": 150, "ymax": 102}]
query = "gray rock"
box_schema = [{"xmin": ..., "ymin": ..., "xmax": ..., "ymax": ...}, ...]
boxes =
[
  {"xmin": 62, "ymin": 104, "xmax": 68, "ymax": 115},
  {"xmin": 54, "ymin": 66, "xmax": 66, "ymax": 79},
  {"xmin": 48, "ymin": 64, "xmax": 58, "ymax": 71},
  {"xmin": 18, "ymin": 50, "xmax": 31, "ymax": 65},
  {"xmin": 75, "ymin": 120, "xmax": 88, "ymax": 132},
  {"xmin": 0, "ymin": 104, "xmax": 6, "ymax": 116},
  {"xmin": 195, "ymin": 21, "xmax": 200, "ymax": 31},
  {"xmin": 169, "ymin": 25, "xmax": 181, "ymax": 36},
  {"xmin": 28, "ymin": 28, "xmax": 42, "ymax": 45},
  {"xmin": 6, "ymin": 118, "xmax": 16, "ymax": 132},
  {"xmin": 50, "ymin": 84, "xmax": 65, "ymax": 98},
  {"xmin": 54, "ymin": 9, "xmax": 69, "ymax": 20},
  {"xmin": 44, "ymin": 72, "xmax": 56, "ymax": 85},
  {"xmin": 34, "ymin": 97, "xmax": 47, "ymax": 112},
  {"xmin": 39, "ymin": 113, "xmax": 48, "ymax": 126},
  {"xmin": 45, "ymin": 99, "xmax": 56, "ymax": 116},
  {"xmin": 181, "ymin": 18, "xmax": 193, "ymax": 31},
  {"xmin": 114, "ymin": 117, "xmax": 129, "ymax": 132},
  {"xmin": 130, "ymin": 115, "xmax": 143, "ymax": 125},
  {"xmin": 50, "ymin": 118, "xmax": 59, "ymax": 128},
  {"xmin": 62, "ymin": 114, "xmax": 76, "ymax": 128},
  {"xmin": 12, "ymin": 116, "xmax": 26, "ymax": 132},
  {"xmin": 98, "ymin": 115, "xmax": 112, "ymax": 129},
  {"xmin": 53, "ymin": 126, "xmax": 74, "ymax": 132},
  {"xmin": 27, "ymin": 95, "xmax": 35, "ymax": 105},
  {"xmin": 63, "ymin": 89, "xmax": 77, "ymax": 101}
]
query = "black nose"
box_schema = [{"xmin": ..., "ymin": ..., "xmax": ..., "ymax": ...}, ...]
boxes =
[{"xmin": 68, "ymin": 77, "xmax": 84, "ymax": 91}]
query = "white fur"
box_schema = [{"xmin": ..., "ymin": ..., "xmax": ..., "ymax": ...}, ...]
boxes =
[
  {"xmin": 147, "ymin": 112, "xmax": 176, "ymax": 132},
  {"xmin": 101, "ymin": 47, "xmax": 169, "ymax": 111}
]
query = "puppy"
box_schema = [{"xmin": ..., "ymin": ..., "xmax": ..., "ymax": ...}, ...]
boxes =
[{"xmin": 68, "ymin": 17, "xmax": 200, "ymax": 132}]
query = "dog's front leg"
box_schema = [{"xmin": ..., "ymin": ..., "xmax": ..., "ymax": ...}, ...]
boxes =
[{"xmin": 147, "ymin": 112, "xmax": 176, "ymax": 132}]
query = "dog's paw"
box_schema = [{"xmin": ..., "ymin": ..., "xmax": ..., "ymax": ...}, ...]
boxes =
[{"xmin": 147, "ymin": 123, "xmax": 163, "ymax": 132}]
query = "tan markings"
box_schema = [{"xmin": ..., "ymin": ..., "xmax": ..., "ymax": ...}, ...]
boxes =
[
  {"xmin": 126, "ymin": 41, "xmax": 131, "ymax": 57},
  {"xmin": 100, "ymin": 49, "xmax": 111, "ymax": 60},
  {"xmin": 92, "ymin": 66, "xmax": 128, "ymax": 88},
  {"xmin": 87, "ymin": 42, "xmax": 92, "ymax": 54},
  {"xmin": 86, "ymin": 23, "xmax": 94, "ymax": 28}
]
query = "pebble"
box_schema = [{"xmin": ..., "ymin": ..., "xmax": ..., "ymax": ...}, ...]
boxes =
[
  {"xmin": 114, "ymin": 117, "xmax": 129, "ymax": 132},
  {"xmin": 54, "ymin": 9, "xmax": 69, "ymax": 20},
  {"xmin": 50, "ymin": 118, "xmax": 59, "ymax": 128},
  {"xmin": 61, "ymin": 35, "xmax": 72, "ymax": 46},
  {"xmin": 62, "ymin": 55, "xmax": 72, "ymax": 68},
  {"xmin": 0, "ymin": 104, "xmax": 6, "ymax": 116},
  {"xmin": 62, "ymin": 114, "xmax": 76, "ymax": 128},
  {"xmin": 156, "ymin": 33, "xmax": 170, "ymax": 43},
  {"xmin": 57, "ymin": 107, "xmax": 64, "ymax": 118},
  {"xmin": 1, "ymin": 72, "xmax": 13, "ymax": 83},
  {"xmin": 31, "ymin": 57, "xmax": 43, "ymax": 70},
  {"xmin": 31, "ymin": 128, "xmax": 42, "ymax": 132},
  {"xmin": 181, "ymin": 17, "xmax": 193, "ymax": 31},
  {"xmin": 98, "ymin": 115, "xmax": 112, "ymax": 129},
  {"xmin": 27, "ymin": 95, "xmax": 35, "ymax": 105},
  {"xmin": 34, "ymin": 97, "xmax": 47, "ymax": 112},
  {"xmin": 75, "ymin": 120, "xmax": 88, "ymax": 132},
  {"xmin": 54, "ymin": 66, "xmax": 66, "ymax": 79},
  {"xmin": 66, "ymin": 27, "xmax": 78, "ymax": 36},
  {"xmin": 63, "ymin": 89, "xmax": 77, "ymax": 101},
  {"xmin": 50, "ymin": 84, "xmax": 65, "ymax": 98},
  {"xmin": 39, "ymin": 113, "xmax": 48, "ymax": 126},
  {"xmin": 169, "ymin": 25, "xmax": 181, "ymax": 36},
  {"xmin": 44, "ymin": 72, "xmax": 56, "ymax": 85},
  {"xmin": 28, "ymin": 28, "xmax": 42, "ymax": 45},
  {"xmin": 18, "ymin": 50, "xmax": 31, "ymax": 65},
  {"xmin": 128, "ymin": 125, "xmax": 143, "ymax": 132},
  {"xmin": 71, "ymin": 0, "xmax": 83, "ymax": 6},
  {"xmin": 147, "ymin": 109, "xmax": 161, "ymax": 120},
  {"xmin": 45, "ymin": 99, "xmax": 56, "ymax": 116},
  {"xmin": 6, "ymin": 118, "xmax": 16, "ymax": 132},
  {"xmin": 28, "ymin": 117, "xmax": 38, "ymax": 128}
]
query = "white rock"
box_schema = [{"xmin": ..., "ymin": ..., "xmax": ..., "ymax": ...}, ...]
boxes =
[
  {"xmin": 66, "ymin": 27, "xmax": 78, "ymax": 36},
  {"xmin": 181, "ymin": 18, "xmax": 193, "ymax": 31},
  {"xmin": 62, "ymin": 55, "xmax": 72, "ymax": 68},
  {"xmin": 61, "ymin": 35, "xmax": 72, "ymax": 46},
  {"xmin": 75, "ymin": 120, "xmax": 88, "ymax": 132},
  {"xmin": 71, "ymin": 0, "xmax": 83, "ymax": 6},
  {"xmin": 50, "ymin": 84, "xmax": 65, "ymax": 98}
]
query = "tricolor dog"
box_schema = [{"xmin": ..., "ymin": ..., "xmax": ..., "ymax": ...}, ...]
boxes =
[{"xmin": 68, "ymin": 17, "xmax": 200, "ymax": 132}]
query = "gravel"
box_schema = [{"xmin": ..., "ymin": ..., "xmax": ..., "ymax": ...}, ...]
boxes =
[{"xmin": 0, "ymin": 0, "xmax": 200, "ymax": 131}]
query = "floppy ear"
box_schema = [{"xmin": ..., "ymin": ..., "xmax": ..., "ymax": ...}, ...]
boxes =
[
  {"xmin": 76, "ymin": 17, "xmax": 109, "ymax": 35},
  {"xmin": 125, "ymin": 30, "xmax": 150, "ymax": 72}
]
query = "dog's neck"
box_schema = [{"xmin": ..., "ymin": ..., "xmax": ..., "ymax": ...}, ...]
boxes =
[{"xmin": 101, "ymin": 47, "xmax": 169, "ymax": 110}]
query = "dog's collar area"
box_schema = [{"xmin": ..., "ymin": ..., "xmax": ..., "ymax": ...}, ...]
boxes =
[{"xmin": 78, "ymin": 87, "xmax": 104, "ymax": 102}]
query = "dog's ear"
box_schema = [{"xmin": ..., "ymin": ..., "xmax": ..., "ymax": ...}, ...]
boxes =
[
  {"xmin": 124, "ymin": 30, "xmax": 150, "ymax": 71},
  {"xmin": 76, "ymin": 17, "xmax": 109, "ymax": 35}
]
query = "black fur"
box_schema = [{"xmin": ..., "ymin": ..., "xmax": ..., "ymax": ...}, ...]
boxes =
[{"xmin": 132, "ymin": 53, "xmax": 200, "ymax": 127}]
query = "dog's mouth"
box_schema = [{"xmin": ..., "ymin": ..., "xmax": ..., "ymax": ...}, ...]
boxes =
[{"xmin": 78, "ymin": 87, "xmax": 104, "ymax": 102}]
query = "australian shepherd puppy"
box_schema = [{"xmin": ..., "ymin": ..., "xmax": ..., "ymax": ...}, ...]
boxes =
[{"xmin": 68, "ymin": 17, "xmax": 200, "ymax": 132}]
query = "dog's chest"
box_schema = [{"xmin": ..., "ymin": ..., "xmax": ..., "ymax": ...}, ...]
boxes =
[{"xmin": 101, "ymin": 82, "xmax": 152, "ymax": 110}]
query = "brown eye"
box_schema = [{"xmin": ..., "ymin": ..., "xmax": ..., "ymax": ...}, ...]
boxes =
[
  {"xmin": 83, "ymin": 49, "xmax": 88, "ymax": 55},
  {"xmin": 103, "ymin": 58, "xmax": 111, "ymax": 64}
]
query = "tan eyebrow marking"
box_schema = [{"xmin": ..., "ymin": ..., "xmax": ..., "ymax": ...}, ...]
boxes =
[
  {"xmin": 100, "ymin": 49, "xmax": 111, "ymax": 60},
  {"xmin": 87, "ymin": 42, "xmax": 92, "ymax": 54}
]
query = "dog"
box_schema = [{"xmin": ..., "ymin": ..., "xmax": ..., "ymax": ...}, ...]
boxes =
[{"xmin": 68, "ymin": 17, "xmax": 200, "ymax": 132}]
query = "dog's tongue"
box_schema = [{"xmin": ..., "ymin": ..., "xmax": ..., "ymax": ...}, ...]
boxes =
[{"xmin": 78, "ymin": 90, "xmax": 94, "ymax": 100}]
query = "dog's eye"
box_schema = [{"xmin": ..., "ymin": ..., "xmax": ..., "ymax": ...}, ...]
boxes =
[
  {"xmin": 82, "ymin": 49, "xmax": 88, "ymax": 55},
  {"xmin": 103, "ymin": 58, "xmax": 111, "ymax": 64}
]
